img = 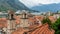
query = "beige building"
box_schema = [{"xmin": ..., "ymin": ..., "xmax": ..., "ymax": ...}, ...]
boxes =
[
  {"xmin": 7, "ymin": 10, "xmax": 16, "ymax": 34},
  {"xmin": 20, "ymin": 11, "xmax": 30, "ymax": 27}
]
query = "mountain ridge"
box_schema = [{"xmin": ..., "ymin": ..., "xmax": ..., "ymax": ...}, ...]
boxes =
[
  {"xmin": 30, "ymin": 3, "xmax": 60, "ymax": 12},
  {"xmin": 0, "ymin": 0, "xmax": 29, "ymax": 12}
]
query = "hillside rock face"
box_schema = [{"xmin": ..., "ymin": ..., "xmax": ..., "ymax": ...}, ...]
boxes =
[{"xmin": 0, "ymin": 0, "xmax": 29, "ymax": 11}]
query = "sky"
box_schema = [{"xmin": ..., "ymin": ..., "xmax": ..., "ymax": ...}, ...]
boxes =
[{"xmin": 19, "ymin": 0, "xmax": 60, "ymax": 7}]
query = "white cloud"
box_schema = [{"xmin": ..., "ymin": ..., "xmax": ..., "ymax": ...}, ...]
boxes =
[{"xmin": 19, "ymin": 0, "xmax": 60, "ymax": 7}]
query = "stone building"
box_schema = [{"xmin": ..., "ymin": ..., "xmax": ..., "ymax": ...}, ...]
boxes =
[
  {"xmin": 20, "ymin": 11, "xmax": 29, "ymax": 27},
  {"xmin": 7, "ymin": 10, "xmax": 16, "ymax": 34}
]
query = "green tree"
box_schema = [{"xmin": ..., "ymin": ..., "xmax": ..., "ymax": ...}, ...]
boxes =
[
  {"xmin": 42, "ymin": 18, "xmax": 51, "ymax": 25},
  {"xmin": 51, "ymin": 18, "xmax": 60, "ymax": 34}
]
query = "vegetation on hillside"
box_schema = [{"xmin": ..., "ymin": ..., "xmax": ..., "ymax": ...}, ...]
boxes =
[
  {"xmin": 0, "ymin": 0, "xmax": 29, "ymax": 12},
  {"xmin": 42, "ymin": 17, "xmax": 60, "ymax": 34}
]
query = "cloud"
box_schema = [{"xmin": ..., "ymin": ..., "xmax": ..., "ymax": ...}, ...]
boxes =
[
  {"xmin": 38, "ymin": 0, "xmax": 60, "ymax": 4},
  {"xmin": 19, "ymin": 0, "xmax": 60, "ymax": 7}
]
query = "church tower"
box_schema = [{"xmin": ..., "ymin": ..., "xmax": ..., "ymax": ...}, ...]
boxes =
[
  {"xmin": 7, "ymin": 10, "xmax": 16, "ymax": 34},
  {"xmin": 20, "ymin": 10, "xmax": 29, "ymax": 28}
]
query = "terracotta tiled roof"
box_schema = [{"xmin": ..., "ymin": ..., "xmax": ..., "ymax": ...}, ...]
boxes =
[
  {"xmin": 0, "ymin": 16, "xmax": 21, "ymax": 28},
  {"xmin": 28, "ymin": 23, "xmax": 55, "ymax": 34},
  {"xmin": 34, "ymin": 16, "xmax": 44, "ymax": 21},
  {"xmin": 28, "ymin": 17, "xmax": 36, "ymax": 23},
  {"xmin": 15, "ymin": 16, "xmax": 21, "ymax": 24},
  {"xmin": 0, "ymin": 18, "xmax": 7, "ymax": 28},
  {"xmin": 49, "ymin": 16, "xmax": 56, "ymax": 22}
]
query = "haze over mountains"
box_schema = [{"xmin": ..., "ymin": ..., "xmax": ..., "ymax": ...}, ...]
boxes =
[
  {"xmin": 20, "ymin": 0, "xmax": 60, "ymax": 12},
  {"xmin": 0, "ymin": 0, "xmax": 29, "ymax": 11},
  {"xmin": 30, "ymin": 3, "xmax": 60, "ymax": 12}
]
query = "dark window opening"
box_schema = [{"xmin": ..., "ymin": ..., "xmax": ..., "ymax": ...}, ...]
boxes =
[{"xmin": 23, "ymin": 32, "xmax": 27, "ymax": 34}]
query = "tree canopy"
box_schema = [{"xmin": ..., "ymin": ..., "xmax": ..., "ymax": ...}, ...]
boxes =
[{"xmin": 51, "ymin": 18, "xmax": 60, "ymax": 34}]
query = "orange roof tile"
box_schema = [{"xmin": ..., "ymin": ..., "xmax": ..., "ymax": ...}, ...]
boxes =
[
  {"xmin": 49, "ymin": 16, "xmax": 56, "ymax": 22},
  {"xmin": 28, "ymin": 18, "xmax": 36, "ymax": 23},
  {"xmin": 34, "ymin": 16, "xmax": 44, "ymax": 21},
  {"xmin": 28, "ymin": 23, "xmax": 55, "ymax": 34},
  {"xmin": 15, "ymin": 20, "xmax": 20, "ymax": 24},
  {"xmin": 14, "ymin": 16, "xmax": 21, "ymax": 24},
  {"xmin": 0, "ymin": 18, "xmax": 7, "ymax": 28}
]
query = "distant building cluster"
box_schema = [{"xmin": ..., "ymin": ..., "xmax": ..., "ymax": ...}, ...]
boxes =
[{"xmin": 0, "ymin": 10, "xmax": 60, "ymax": 34}]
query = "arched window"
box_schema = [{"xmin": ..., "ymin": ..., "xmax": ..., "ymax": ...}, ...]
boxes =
[{"xmin": 11, "ymin": 14, "xmax": 14, "ymax": 19}]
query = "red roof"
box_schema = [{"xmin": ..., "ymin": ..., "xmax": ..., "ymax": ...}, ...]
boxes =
[
  {"xmin": 34, "ymin": 16, "xmax": 44, "ymax": 21},
  {"xmin": 0, "ymin": 18, "xmax": 7, "ymax": 28},
  {"xmin": 49, "ymin": 16, "xmax": 56, "ymax": 22},
  {"xmin": 28, "ymin": 23, "xmax": 55, "ymax": 34}
]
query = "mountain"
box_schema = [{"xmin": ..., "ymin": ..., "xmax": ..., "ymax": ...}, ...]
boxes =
[
  {"xmin": 30, "ymin": 3, "xmax": 60, "ymax": 12},
  {"xmin": 0, "ymin": 0, "xmax": 29, "ymax": 12}
]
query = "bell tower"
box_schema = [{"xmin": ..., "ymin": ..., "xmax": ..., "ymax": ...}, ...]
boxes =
[
  {"xmin": 20, "ymin": 10, "xmax": 29, "ymax": 28},
  {"xmin": 7, "ymin": 10, "xmax": 16, "ymax": 34}
]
